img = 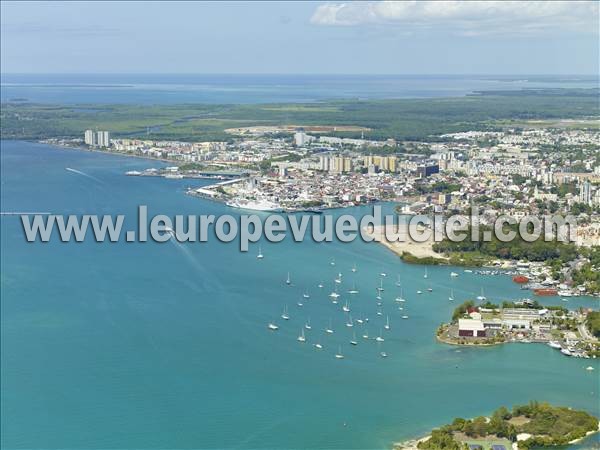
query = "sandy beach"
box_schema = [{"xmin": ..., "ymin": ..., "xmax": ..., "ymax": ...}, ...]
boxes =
[{"xmin": 364, "ymin": 225, "xmax": 448, "ymax": 261}]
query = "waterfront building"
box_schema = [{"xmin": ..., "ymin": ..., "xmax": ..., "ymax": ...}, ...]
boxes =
[
  {"xmin": 458, "ymin": 319, "xmax": 486, "ymax": 337},
  {"xmin": 96, "ymin": 131, "xmax": 110, "ymax": 148},
  {"xmin": 84, "ymin": 129, "xmax": 96, "ymax": 146}
]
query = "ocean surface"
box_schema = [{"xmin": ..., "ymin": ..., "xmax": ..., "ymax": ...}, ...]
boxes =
[
  {"xmin": 1, "ymin": 74, "xmax": 599, "ymax": 104},
  {"xmin": 1, "ymin": 140, "xmax": 599, "ymax": 449}
]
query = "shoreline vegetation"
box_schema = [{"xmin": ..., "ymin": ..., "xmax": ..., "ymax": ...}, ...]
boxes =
[
  {"xmin": 2, "ymin": 88, "xmax": 599, "ymax": 142},
  {"xmin": 393, "ymin": 402, "xmax": 599, "ymax": 450},
  {"xmin": 368, "ymin": 223, "xmax": 581, "ymax": 269}
]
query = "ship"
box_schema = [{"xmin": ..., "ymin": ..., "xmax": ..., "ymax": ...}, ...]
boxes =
[
  {"xmin": 533, "ymin": 288, "xmax": 558, "ymax": 296},
  {"xmin": 512, "ymin": 275, "xmax": 529, "ymax": 284}
]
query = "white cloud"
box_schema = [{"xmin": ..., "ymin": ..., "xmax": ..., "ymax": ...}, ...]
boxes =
[{"xmin": 310, "ymin": 1, "xmax": 599, "ymax": 35}]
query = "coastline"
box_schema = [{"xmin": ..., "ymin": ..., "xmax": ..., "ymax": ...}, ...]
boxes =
[
  {"xmin": 436, "ymin": 333, "xmax": 505, "ymax": 347},
  {"xmin": 393, "ymin": 420, "xmax": 600, "ymax": 450},
  {"xmin": 568, "ymin": 422, "xmax": 600, "ymax": 444},
  {"xmin": 41, "ymin": 141, "xmax": 175, "ymax": 164},
  {"xmin": 364, "ymin": 224, "xmax": 448, "ymax": 261},
  {"xmin": 393, "ymin": 435, "xmax": 431, "ymax": 450}
]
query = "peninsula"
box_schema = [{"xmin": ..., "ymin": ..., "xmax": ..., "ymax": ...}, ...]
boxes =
[
  {"xmin": 394, "ymin": 402, "xmax": 599, "ymax": 450},
  {"xmin": 436, "ymin": 300, "xmax": 600, "ymax": 358}
]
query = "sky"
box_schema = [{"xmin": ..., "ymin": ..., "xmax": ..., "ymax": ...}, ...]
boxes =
[{"xmin": 1, "ymin": 1, "xmax": 598, "ymax": 75}]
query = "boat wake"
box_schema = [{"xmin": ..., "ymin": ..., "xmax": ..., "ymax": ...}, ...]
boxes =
[
  {"xmin": 168, "ymin": 237, "xmax": 207, "ymax": 275},
  {"xmin": 65, "ymin": 167, "xmax": 103, "ymax": 183}
]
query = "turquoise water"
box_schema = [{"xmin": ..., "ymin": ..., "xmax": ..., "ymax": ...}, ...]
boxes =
[{"xmin": 1, "ymin": 140, "xmax": 599, "ymax": 449}]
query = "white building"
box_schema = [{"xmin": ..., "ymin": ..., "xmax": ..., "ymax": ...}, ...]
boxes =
[
  {"xmin": 294, "ymin": 132, "xmax": 309, "ymax": 147},
  {"xmin": 96, "ymin": 131, "xmax": 110, "ymax": 148},
  {"xmin": 458, "ymin": 319, "xmax": 486, "ymax": 337},
  {"xmin": 84, "ymin": 129, "xmax": 96, "ymax": 146}
]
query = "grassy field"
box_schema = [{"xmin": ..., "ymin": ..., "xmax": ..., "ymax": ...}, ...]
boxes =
[{"xmin": 1, "ymin": 88, "xmax": 598, "ymax": 142}]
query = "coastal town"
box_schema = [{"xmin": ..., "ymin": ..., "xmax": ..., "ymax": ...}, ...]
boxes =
[
  {"xmin": 43, "ymin": 122, "xmax": 600, "ymax": 299},
  {"xmin": 48, "ymin": 125, "xmax": 600, "ymax": 228}
]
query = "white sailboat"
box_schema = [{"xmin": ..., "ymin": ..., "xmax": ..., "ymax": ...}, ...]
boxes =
[
  {"xmin": 329, "ymin": 286, "xmax": 340, "ymax": 300},
  {"xmin": 268, "ymin": 322, "xmax": 279, "ymax": 330},
  {"xmin": 314, "ymin": 342, "xmax": 323, "ymax": 350},
  {"xmin": 330, "ymin": 258, "xmax": 336, "ymax": 266},
  {"xmin": 395, "ymin": 289, "xmax": 406, "ymax": 302},
  {"xmin": 352, "ymin": 263, "xmax": 357, "ymax": 273},
  {"xmin": 356, "ymin": 318, "xmax": 364, "ymax": 325},
  {"xmin": 477, "ymin": 288, "xmax": 486, "ymax": 301},
  {"xmin": 305, "ymin": 318, "xmax": 312, "ymax": 330},
  {"xmin": 303, "ymin": 291, "xmax": 310, "ymax": 299},
  {"xmin": 450, "ymin": 272, "xmax": 459, "ymax": 277},
  {"xmin": 257, "ymin": 245, "xmax": 264, "ymax": 259},
  {"xmin": 346, "ymin": 314, "xmax": 353, "ymax": 327},
  {"xmin": 448, "ymin": 289, "xmax": 454, "ymax": 301},
  {"xmin": 317, "ymin": 281, "xmax": 324, "ymax": 289},
  {"xmin": 376, "ymin": 330, "xmax": 385, "ymax": 342},
  {"xmin": 297, "ymin": 329, "xmax": 306, "ymax": 343},
  {"xmin": 335, "ymin": 345, "xmax": 344, "ymax": 359},
  {"xmin": 401, "ymin": 315, "xmax": 409, "ymax": 319},
  {"xmin": 376, "ymin": 278, "xmax": 385, "ymax": 292},
  {"xmin": 395, "ymin": 274, "xmax": 401, "ymax": 287},
  {"xmin": 347, "ymin": 282, "xmax": 359, "ymax": 295},
  {"xmin": 335, "ymin": 272, "xmax": 343, "ymax": 284},
  {"xmin": 417, "ymin": 290, "xmax": 423, "ymax": 295},
  {"xmin": 342, "ymin": 301, "xmax": 350, "ymax": 313},
  {"xmin": 285, "ymin": 272, "xmax": 291, "ymax": 286},
  {"xmin": 427, "ymin": 287, "xmax": 433, "ymax": 292},
  {"xmin": 362, "ymin": 329, "xmax": 369, "ymax": 339},
  {"xmin": 424, "ymin": 268, "xmax": 428, "ymax": 279},
  {"xmin": 350, "ymin": 331, "xmax": 358, "ymax": 346},
  {"xmin": 326, "ymin": 319, "xmax": 334, "ymax": 334},
  {"xmin": 376, "ymin": 307, "xmax": 383, "ymax": 316},
  {"xmin": 281, "ymin": 305, "xmax": 290, "ymax": 320},
  {"xmin": 384, "ymin": 315, "xmax": 390, "ymax": 330}
]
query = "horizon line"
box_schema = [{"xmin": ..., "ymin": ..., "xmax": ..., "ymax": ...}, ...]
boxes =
[{"xmin": 2, "ymin": 72, "xmax": 599, "ymax": 77}]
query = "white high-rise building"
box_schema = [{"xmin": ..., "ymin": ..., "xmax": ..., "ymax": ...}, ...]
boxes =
[
  {"xmin": 84, "ymin": 129, "xmax": 96, "ymax": 146},
  {"xmin": 579, "ymin": 181, "xmax": 592, "ymax": 205},
  {"xmin": 294, "ymin": 132, "xmax": 308, "ymax": 147},
  {"xmin": 96, "ymin": 131, "xmax": 110, "ymax": 148}
]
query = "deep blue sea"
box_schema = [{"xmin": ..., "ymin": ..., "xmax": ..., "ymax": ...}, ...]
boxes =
[
  {"xmin": 1, "ymin": 140, "xmax": 599, "ymax": 449},
  {"xmin": 1, "ymin": 74, "xmax": 598, "ymax": 104}
]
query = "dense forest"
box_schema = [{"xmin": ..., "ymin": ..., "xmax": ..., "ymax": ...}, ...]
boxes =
[{"xmin": 1, "ymin": 88, "xmax": 598, "ymax": 143}]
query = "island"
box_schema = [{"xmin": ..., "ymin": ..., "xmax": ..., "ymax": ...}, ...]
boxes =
[
  {"xmin": 394, "ymin": 402, "xmax": 599, "ymax": 450},
  {"xmin": 436, "ymin": 300, "xmax": 600, "ymax": 358}
]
